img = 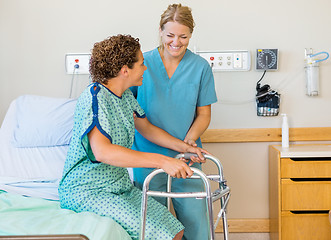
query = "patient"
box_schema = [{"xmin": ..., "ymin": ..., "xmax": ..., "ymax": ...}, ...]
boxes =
[{"xmin": 58, "ymin": 34, "xmax": 207, "ymax": 240}]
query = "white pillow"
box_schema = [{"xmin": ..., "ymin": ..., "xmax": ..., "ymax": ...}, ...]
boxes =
[{"xmin": 11, "ymin": 95, "xmax": 77, "ymax": 147}]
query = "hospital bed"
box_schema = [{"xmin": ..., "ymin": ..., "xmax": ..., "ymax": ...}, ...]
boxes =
[{"xmin": 0, "ymin": 95, "xmax": 132, "ymax": 240}]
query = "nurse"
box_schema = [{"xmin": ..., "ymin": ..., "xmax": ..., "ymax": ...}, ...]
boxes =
[
  {"xmin": 59, "ymin": 34, "xmax": 208, "ymax": 240},
  {"xmin": 131, "ymin": 4, "xmax": 217, "ymax": 240}
]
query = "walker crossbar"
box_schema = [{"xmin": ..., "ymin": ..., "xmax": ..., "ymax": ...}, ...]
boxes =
[
  {"xmin": 139, "ymin": 154, "xmax": 230, "ymax": 240},
  {"xmin": 146, "ymin": 190, "xmax": 208, "ymax": 199}
]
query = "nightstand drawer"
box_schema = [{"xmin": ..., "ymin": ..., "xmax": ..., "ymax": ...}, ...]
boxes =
[
  {"xmin": 281, "ymin": 211, "xmax": 331, "ymax": 240},
  {"xmin": 282, "ymin": 179, "xmax": 331, "ymax": 210},
  {"xmin": 281, "ymin": 158, "xmax": 331, "ymax": 178}
]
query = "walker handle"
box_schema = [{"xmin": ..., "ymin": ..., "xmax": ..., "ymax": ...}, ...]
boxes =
[{"xmin": 181, "ymin": 152, "xmax": 206, "ymax": 160}]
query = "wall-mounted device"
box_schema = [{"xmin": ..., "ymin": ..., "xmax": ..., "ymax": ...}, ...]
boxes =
[
  {"xmin": 197, "ymin": 50, "xmax": 251, "ymax": 71},
  {"xmin": 255, "ymin": 72, "xmax": 280, "ymax": 116},
  {"xmin": 304, "ymin": 48, "xmax": 329, "ymax": 96},
  {"xmin": 256, "ymin": 49, "xmax": 278, "ymax": 70},
  {"xmin": 65, "ymin": 53, "xmax": 91, "ymax": 74}
]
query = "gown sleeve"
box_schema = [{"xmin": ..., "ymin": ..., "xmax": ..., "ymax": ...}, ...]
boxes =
[{"xmin": 127, "ymin": 89, "xmax": 145, "ymax": 118}]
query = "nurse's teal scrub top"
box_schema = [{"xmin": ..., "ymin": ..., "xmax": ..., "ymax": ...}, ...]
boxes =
[{"xmin": 131, "ymin": 48, "xmax": 217, "ymax": 157}]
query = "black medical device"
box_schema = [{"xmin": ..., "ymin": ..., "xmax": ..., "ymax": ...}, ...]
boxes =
[{"xmin": 255, "ymin": 70, "xmax": 280, "ymax": 116}]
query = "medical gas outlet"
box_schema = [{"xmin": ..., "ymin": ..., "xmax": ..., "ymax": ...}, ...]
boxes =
[
  {"xmin": 65, "ymin": 53, "xmax": 91, "ymax": 74},
  {"xmin": 197, "ymin": 50, "xmax": 251, "ymax": 71}
]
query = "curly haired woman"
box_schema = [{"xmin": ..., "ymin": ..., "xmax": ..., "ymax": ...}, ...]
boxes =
[{"xmin": 58, "ymin": 34, "xmax": 207, "ymax": 240}]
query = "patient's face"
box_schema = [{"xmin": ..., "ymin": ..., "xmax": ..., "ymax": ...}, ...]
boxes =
[{"xmin": 128, "ymin": 50, "xmax": 147, "ymax": 86}]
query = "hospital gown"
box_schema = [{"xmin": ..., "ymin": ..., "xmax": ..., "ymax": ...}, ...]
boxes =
[{"xmin": 58, "ymin": 82, "xmax": 184, "ymax": 240}]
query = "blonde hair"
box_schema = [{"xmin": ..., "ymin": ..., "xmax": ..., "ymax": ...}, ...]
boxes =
[{"xmin": 159, "ymin": 4, "xmax": 195, "ymax": 49}]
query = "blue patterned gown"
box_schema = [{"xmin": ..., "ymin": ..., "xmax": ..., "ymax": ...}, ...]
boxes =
[{"xmin": 58, "ymin": 82, "xmax": 184, "ymax": 240}]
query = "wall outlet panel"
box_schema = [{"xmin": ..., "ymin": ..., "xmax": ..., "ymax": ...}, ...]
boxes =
[
  {"xmin": 65, "ymin": 53, "xmax": 91, "ymax": 74},
  {"xmin": 197, "ymin": 50, "xmax": 251, "ymax": 71}
]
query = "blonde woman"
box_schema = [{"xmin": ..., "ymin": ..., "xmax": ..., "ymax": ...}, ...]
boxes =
[{"xmin": 131, "ymin": 4, "xmax": 217, "ymax": 240}]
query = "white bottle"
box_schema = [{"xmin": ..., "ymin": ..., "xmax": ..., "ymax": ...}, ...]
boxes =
[{"xmin": 281, "ymin": 114, "xmax": 289, "ymax": 148}]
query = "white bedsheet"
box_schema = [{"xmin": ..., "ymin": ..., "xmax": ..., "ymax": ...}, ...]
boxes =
[
  {"xmin": 0, "ymin": 177, "xmax": 59, "ymax": 200},
  {"xmin": 0, "ymin": 98, "xmax": 69, "ymax": 200}
]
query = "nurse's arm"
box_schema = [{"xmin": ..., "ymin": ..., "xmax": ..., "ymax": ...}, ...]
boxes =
[
  {"xmin": 88, "ymin": 126, "xmax": 193, "ymax": 178},
  {"xmin": 134, "ymin": 117, "xmax": 208, "ymax": 162},
  {"xmin": 184, "ymin": 105, "xmax": 211, "ymax": 146}
]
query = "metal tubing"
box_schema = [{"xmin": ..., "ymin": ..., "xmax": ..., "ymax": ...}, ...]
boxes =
[
  {"xmin": 140, "ymin": 168, "xmax": 215, "ymax": 240},
  {"xmin": 147, "ymin": 191, "xmax": 207, "ymax": 198},
  {"xmin": 166, "ymin": 174, "xmax": 172, "ymax": 210},
  {"xmin": 140, "ymin": 169, "xmax": 160, "ymax": 240},
  {"xmin": 177, "ymin": 153, "xmax": 230, "ymax": 240},
  {"xmin": 212, "ymin": 187, "xmax": 230, "ymax": 202},
  {"xmin": 140, "ymin": 154, "xmax": 230, "ymax": 240}
]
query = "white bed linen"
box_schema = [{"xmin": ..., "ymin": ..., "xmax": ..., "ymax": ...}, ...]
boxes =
[
  {"xmin": 0, "ymin": 98, "xmax": 69, "ymax": 200},
  {"xmin": 0, "ymin": 177, "xmax": 59, "ymax": 200}
]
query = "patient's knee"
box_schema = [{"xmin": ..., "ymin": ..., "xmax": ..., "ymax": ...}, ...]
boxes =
[{"xmin": 173, "ymin": 229, "xmax": 184, "ymax": 240}]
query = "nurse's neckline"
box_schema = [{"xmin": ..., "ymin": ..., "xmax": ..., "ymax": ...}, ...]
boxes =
[{"xmin": 158, "ymin": 47, "xmax": 187, "ymax": 64}]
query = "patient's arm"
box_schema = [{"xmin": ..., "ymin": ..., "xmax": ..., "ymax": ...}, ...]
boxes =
[
  {"xmin": 134, "ymin": 116, "xmax": 208, "ymax": 164},
  {"xmin": 88, "ymin": 126, "xmax": 193, "ymax": 178}
]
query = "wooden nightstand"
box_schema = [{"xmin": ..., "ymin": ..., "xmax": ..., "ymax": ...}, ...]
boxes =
[{"xmin": 269, "ymin": 144, "xmax": 331, "ymax": 240}]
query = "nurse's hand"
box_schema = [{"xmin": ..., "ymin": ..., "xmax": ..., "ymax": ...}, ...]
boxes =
[
  {"xmin": 184, "ymin": 138, "xmax": 197, "ymax": 147},
  {"xmin": 183, "ymin": 145, "xmax": 210, "ymax": 166}
]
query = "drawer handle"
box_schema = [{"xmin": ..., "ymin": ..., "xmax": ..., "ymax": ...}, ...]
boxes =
[
  {"xmin": 290, "ymin": 157, "xmax": 331, "ymax": 161},
  {"xmin": 291, "ymin": 210, "xmax": 329, "ymax": 214},
  {"xmin": 290, "ymin": 178, "xmax": 331, "ymax": 182}
]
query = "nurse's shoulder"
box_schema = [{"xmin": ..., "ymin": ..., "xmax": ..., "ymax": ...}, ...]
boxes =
[
  {"xmin": 186, "ymin": 49, "xmax": 212, "ymax": 71},
  {"xmin": 142, "ymin": 48, "xmax": 158, "ymax": 64}
]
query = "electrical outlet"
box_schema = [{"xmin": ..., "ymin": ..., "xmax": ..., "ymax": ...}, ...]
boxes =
[
  {"xmin": 65, "ymin": 53, "xmax": 91, "ymax": 74},
  {"xmin": 197, "ymin": 50, "xmax": 251, "ymax": 71}
]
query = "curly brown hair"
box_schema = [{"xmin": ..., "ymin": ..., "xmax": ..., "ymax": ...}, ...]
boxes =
[{"xmin": 89, "ymin": 34, "xmax": 141, "ymax": 84}]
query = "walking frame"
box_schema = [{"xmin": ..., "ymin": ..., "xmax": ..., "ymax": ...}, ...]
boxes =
[{"xmin": 140, "ymin": 153, "xmax": 231, "ymax": 240}]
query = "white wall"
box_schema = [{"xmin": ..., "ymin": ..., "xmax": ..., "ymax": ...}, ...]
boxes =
[{"xmin": 1, "ymin": 0, "xmax": 331, "ymax": 219}]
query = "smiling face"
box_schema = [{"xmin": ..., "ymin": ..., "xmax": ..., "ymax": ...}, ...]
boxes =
[
  {"xmin": 128, "ymin": 50, "xmax": 147, "ymax": 87},
  {"xmin": 159, "ymin": 21, "xmax": 192, "ymax": 60}
]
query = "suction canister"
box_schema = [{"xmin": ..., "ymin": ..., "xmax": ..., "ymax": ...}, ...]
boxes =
[{"xmin": 304, "ymin": 49, "xmax": 329, "ymax": 96}]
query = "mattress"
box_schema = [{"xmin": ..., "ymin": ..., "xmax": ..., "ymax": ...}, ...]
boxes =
[{"xmin": 0, "ymin": 190, "xmax": 132, "ymax": 240}]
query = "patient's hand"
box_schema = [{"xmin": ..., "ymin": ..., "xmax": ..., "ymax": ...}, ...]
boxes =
[{"xmin": 160, "ymin": 157, "xmax": 193, "ymax": 179}]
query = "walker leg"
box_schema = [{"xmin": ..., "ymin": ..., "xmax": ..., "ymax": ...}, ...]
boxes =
[
  {"xmin": 140, "ymin": 189, "xmax": 148, "ymax": 240},
  {"xmin": 222, "ymin": 212, "xmax": 229, "ymax": 240},
  {"xmin": 221, "ymin": 196, "xmax": 229, "ymax": 240},
  {"xmin": 206, "ymin": 196, "xmax": 215, "ymax": 240}
]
